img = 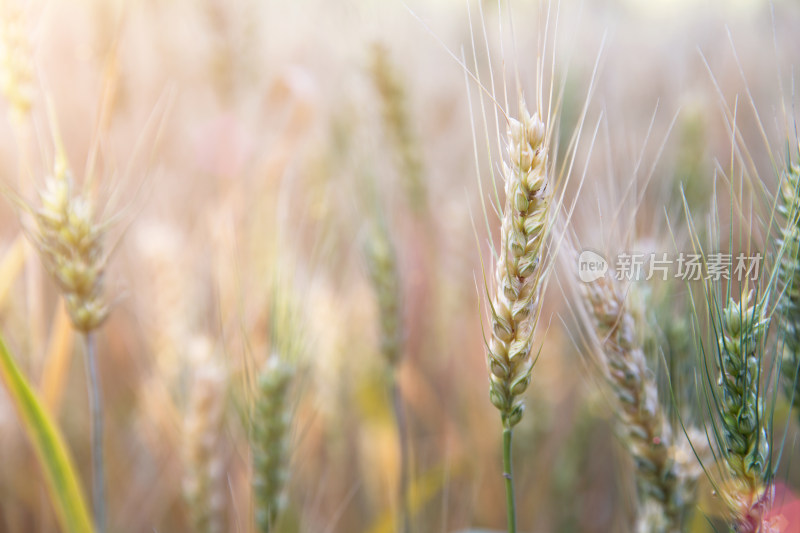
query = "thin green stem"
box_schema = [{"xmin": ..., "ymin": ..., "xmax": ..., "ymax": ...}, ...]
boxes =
[
  {"xmin": 503, "ymin": 426, "xmax": 516, "ymax": 533},
  {"xmin": 84, "ymin": 332, "xmax": 106, "ymax": 533},
  {"xmin": 392, "ymin": 374, "xmax": 410, "ymax": 533}
]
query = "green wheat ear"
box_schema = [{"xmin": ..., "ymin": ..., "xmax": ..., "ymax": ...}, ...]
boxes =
[
  {"xmin": 253, "ymin": 356, "xmax": 294, "ymax": 533},
  {"xmin": 707, "ymin": 287, "xmax": 772, "ymax": 530},
  {"xmin": 364, "ymin": 216, "xmax": 403, "ymax": 368},
  {"xmin": 775, "ymin": 147, "xmax": 800, "ymax": 415},
  {"xmin": 251, "ymin": 285, "xmax": 301, "ymax": 533}
]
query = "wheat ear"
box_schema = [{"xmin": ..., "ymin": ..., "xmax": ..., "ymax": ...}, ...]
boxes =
[
  {"xmin": 253, "ymin": 356, "xmax": 294, "ymax": 533},
  {"xmin": 369, "ymin": 43, "xmax": 426, "ymax": 214},
  {"xmin": 715, "ymin": 290, "xmax": 770, "ymax": 532},
  {"xmin": 582, "ymin": 276, "xmax": 682, "ymax": 531},
  {"xmin": 487, "ymin": 101, "xmax": 548, "ymax": 429},
  {"xmin": 364, "ymin": 219, "xmax": 403, "ymax": 367},
  {"xmin": 0, "ymin": 0, "xmax": 33, "ymax": 122},
  {"xmin": 485, "ymin": 101, "xmax": 549, "ymax": 533},
  {"xmin": 30, "ymin": 121, "xmax": 110, "ymax": 532},
  {"xmin": 35, "ymin": 172, "xmax": 109, "ymax": 332},
  {"xmin": 364, "ymin": 215, "xmax": 409, "ymax": 533},
  {"xmin": 775, "ymin": 152, "xmax": 800, "ymax": 417},
  {"xmin": 184, "ymin": 363, "xmax": 228, "ymax": 533}
]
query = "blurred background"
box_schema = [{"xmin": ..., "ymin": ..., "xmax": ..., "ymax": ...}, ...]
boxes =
[{"xmin": 1, "ymin": 0, "xmax": 800, "ymax": 532}]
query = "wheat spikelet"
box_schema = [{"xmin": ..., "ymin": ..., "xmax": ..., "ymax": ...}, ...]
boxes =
[
  {"xmin": 487, "ymin": 101, "xmax": 548, "ymax": 429},
  {"xmin": 184, "ymin": 363, "xmax": 228, "ymax": 533},
  {"xmin": 252, "ymin": 355, "xmax": 294, "ymax": 533},
  {"xmin": 582, "ymin": 275, "xmax": 682, "ymax": 530}
]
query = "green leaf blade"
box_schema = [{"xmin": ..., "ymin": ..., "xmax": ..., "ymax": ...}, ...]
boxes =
[{"xmin": 0, "ymin": 336, "xmax": 95, "ymax": 533}]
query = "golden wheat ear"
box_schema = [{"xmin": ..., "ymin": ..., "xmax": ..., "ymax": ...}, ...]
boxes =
[
  {"xmin": 486, "ymin": 101, "xmax": 549, "ymax": 429},
  {"xmin": 31, "ymin": 103, "xmax": 110, "ymax": 333},
  {"xmin": 579, "ymin": 274, "xmax": 685, "ymax": 530},
  {"xmin": 457, "ymin": 1, "xmax": 605, "ymax": 530},
  {"xmin": 14, "ymin": 98, "xmax": 115, "ymax": 533}
]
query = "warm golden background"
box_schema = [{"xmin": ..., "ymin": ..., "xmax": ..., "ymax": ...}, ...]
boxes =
[{"xmin": 1, "ymin": 0, "xmax": 799, "ymax": 532}]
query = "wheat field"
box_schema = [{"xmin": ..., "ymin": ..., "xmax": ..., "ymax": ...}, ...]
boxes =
[{"xmin": 1, "ymin": 1, "xmax": 800, "ymax": 532}]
